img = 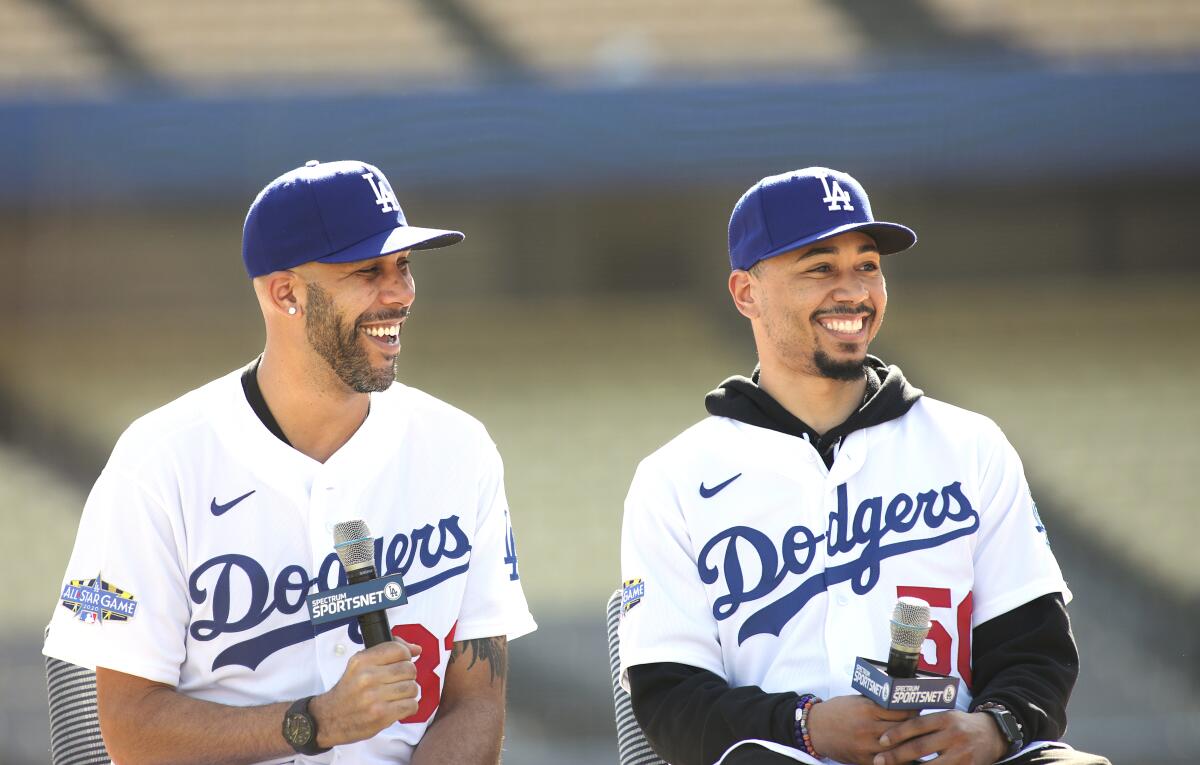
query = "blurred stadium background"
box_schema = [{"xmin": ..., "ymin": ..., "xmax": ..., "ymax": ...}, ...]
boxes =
[{"xmin": 1, "ymin": 0, "xmax": 1198, "ymax": 763}]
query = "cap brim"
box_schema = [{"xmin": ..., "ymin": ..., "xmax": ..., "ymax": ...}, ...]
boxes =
[
  {"xmin": 759, "ymin": 221, "xmax": 916, "ymax": 263},
  {"xmin": 317, "ymin": 224, "xmax": 465, "ymax": 265}
]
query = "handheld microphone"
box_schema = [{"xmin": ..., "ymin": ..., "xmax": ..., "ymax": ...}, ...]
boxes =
[
  {"xmin": 886, "ymin": 597, "xmax": 932, "ymax": 679},
  {"xmin": 333, "ymin": 520, "xmax": 392, "ymax": 648},
  {"xmin": 851, "ymin": 596, "xmax": 957, "ymax": 712}
]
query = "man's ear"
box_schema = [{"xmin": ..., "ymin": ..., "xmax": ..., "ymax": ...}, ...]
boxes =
[
  {"xmin": 256, "ymin": 271, "xmax": 303, "ymax": 318},
  {"xmin": 729, "ymin": 269, "xmax": 761, "ymax": 320}
]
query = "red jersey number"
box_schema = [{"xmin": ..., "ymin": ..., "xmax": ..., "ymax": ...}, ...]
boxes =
[
  {"xmin": 391, "ymin": 622, "xmax": 457, "ymax": 724},
  {"xmin": 896, "ymin": 586, "xmax": 974, "ymax": 689}
]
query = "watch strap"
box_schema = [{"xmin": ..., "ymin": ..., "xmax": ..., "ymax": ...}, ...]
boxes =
[{"xmin": 976, "ymin": 702, "xmax": 1024, "ymax": 758}]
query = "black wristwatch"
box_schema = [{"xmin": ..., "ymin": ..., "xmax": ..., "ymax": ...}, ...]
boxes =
[
  {"xmin": 975, "ymin": 702, "xmax": 1024, "ymax": 759},
  {"xmin": 282, "ymin": 695, "xmax": 332, "ymax": 756}
]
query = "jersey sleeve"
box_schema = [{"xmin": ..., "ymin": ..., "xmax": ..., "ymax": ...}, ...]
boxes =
[
  {"xmin": 970, "ymin": 426, "xmax": 1072, "ymax": 626},
  {"xmin": 452, "ymin": 442, "xmax": 537, "ymax": 643},
  {"xmin": 42, "ymin": 463, "xmax": 190, "ymax": 686},
  {"xmin": 619, "ymin": 459, "xmax": 725, "ymax": 689}
]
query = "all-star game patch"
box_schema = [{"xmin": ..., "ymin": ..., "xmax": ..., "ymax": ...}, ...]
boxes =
[
  {"xmin": 60, "ymin": 574, "xmax": 138, "ymax": 623},
  {"xmin": 621, "ymin": 578, "xmax": 645, "ymax": 616}
]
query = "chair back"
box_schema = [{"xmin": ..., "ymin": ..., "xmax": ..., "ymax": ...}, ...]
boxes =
[
  {"xmin": 607, "ymin": 588, "xmax": 668, "ymax": 765},
  {"xmin": 45, "ymin": 654, "xmax": 111, "ymax": 765}
]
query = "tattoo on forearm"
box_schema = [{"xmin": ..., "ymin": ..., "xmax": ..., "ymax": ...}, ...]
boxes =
[{"xmin": 448, "ymin": 637, "xmax": 508, "ymax": 686}]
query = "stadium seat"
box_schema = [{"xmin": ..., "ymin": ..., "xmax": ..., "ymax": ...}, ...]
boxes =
[
  {"xmin": 606, "ymin": 588, "xmax": 666, "ymax": 765},
  {"xmin": 925, "ymin": 0, "xmax": 1200, "ymax": 57},
  {"xmin": 70, "ymin": 0, "xmax": 472, "ymax": 87},
  {"xmin": 463, "ymin": 0, "xmax": 863, "ymax": 81},
  {"xmin": 0, "ymin": 0, "xmax": 113, "ymax": 90}
]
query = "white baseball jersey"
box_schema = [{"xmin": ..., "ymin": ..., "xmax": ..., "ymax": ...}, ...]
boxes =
[
  {"xmin": 619, "ymin": 397, "xmax": 1069, "ymax": 765},
  {"xmin": 44, "ymin": 368, "xmax": 537, "ymax": 765}
]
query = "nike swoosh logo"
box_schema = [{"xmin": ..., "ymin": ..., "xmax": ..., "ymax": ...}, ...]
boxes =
[
  {"xmin": 210, "ymin": 490, "xmax": 256, "ymax": 516},
  {"xmin": 699, "ymin": 473, "xmax": 742, "ymax": 499}
]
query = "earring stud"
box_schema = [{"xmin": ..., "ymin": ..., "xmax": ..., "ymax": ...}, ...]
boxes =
[{"xmin": 288, "ymin": 306, "xmax": 297, "ymax": 315}]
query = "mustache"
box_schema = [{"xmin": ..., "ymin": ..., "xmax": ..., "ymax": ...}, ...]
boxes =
[
  {"xmin": 355, "ymin": 307, "xmax": 410, "ymax": 327},
  {"xmin": 812, "ymin": 305, "xmax": 874, "ymax": 318}
]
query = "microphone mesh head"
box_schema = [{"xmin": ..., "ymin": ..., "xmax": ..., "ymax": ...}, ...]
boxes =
[
  {"xmin": 890, "ymin": 596, "xmax": 932, "ymax": 654},
  {"xmin": 333, "ymin": 520, "xmax": 375, "ymax": 572}
]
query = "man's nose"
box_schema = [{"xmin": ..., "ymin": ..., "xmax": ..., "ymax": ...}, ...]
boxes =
[
  {"xmin": 380, "ymin": 267, "xmax": 414, "ymax": 305},
  {"xmin": 831, "ymin": 270, "xmax": 870, "ymax": 303}
]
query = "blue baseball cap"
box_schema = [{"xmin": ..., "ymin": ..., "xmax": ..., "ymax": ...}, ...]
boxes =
[
  {"xmin": 242, "ymin": 160, "xmax": 464, "ymax": 278},
  {"xmin": 728, "ymin": 167, "xmax": 916, "ymax": 271}
]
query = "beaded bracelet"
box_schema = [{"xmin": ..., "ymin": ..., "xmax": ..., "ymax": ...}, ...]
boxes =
[{"xmin": 793, "ymin": 693, "xmax": 823, "ymax": 759}]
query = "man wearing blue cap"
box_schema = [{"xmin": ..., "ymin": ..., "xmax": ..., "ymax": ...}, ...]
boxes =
[
  {"xmin": 44, "ymin": 160, "xmax": 536, "ymax": 764},
  {"xmin": 618, "ymin": 169, "xmax": 1106, "ymax": 765}
]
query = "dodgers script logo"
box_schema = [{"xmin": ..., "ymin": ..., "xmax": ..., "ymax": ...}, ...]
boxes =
[
  {"xmin": 698, "ymin": 481, "xmax": 979, "ymax": 644},
  {"xmin": 188, "ymin": 515, "xmax": 470, "ymax": 671}
]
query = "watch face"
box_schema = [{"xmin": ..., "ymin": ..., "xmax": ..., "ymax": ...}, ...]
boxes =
[
  {"xmin": 284, "ymin": 712, "xmax": 314, "ymax": 746},
  {"xmin": 998, "ymin": 713, "xmax": 1022, "ymax": 741},
  {"xmin": 983, "ymin": 708, "xmax": 1021, "ymax": 750}
]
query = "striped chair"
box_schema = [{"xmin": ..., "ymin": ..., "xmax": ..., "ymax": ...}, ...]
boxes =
[
  {"xmin": 606, "ymin": 588, "xmax": 667, "ymax": 765},
  {"xmin": 44, "ymin": 645, "xmax": 110, "ymax": 765}
]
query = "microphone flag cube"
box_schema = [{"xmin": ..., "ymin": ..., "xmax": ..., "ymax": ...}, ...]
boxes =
[
  {"xmin": 851, "ymin": 657, "xmax": 960, "ymax": 710},
  {"xmin": 306, "ymin": 573, "xmax": 408, "ymax": 625}
]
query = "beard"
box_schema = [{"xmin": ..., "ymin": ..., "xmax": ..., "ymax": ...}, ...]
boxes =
[
  {"xmin": 304, "ymin": 283, "xmax": 398, "ymax": 393},
  {"xmin": 761, "ymin": 305, "xmax": 869, "ymax": 383},
  {"xmin": 813, "ymin": 348, "xmax": 866, "ymax": 381}
]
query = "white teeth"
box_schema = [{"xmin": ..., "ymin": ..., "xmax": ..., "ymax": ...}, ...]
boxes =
[
  {"xmin": 363, "ymin": 324, "xmax": 400, "ymax": 338},
  {"xmin": 823, "ymin": 317, "xmax": 864, "ymax": 333}
]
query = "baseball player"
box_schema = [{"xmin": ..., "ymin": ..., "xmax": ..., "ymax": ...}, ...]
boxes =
[
  {"xmin": 43, "ymin": 160, "xmax": 536, "ymax": 764},
  {"xmin": 618, "ymin": 168, "xmax": 1108, "ymax": 765}
]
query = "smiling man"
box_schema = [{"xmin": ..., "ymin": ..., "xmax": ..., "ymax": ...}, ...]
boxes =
[
  {"xmin": 618, "ymin": 168, "xmax": 1107, "ymax": 765},
  {"xmin": 44, "ymin": 160, "xmax": 536, "ymax": 764}
]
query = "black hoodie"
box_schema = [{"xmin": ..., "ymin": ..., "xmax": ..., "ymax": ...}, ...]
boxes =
[
  {"xmin": 704, "ymin": 356, "xmax": 922, "ymax": 469},
  {"xmin": 626, "ymin": 361, "xmax": 1078, "ymax": 765}
]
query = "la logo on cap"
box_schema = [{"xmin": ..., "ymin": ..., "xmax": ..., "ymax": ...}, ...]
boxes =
[
  {"xmin": 241, "ymin": 159, "xmax": 465, "ymax": 278},
  {"xmin": 818, "ymin": 174, "xmax": 855, "ymax": 212},
  {"xmin": 726, "ymin": 167, "xmax": 917, "ymax": 272},
  {"xmin": 362, "ymin": 171, "xmax": 401, "ymax": 214}
]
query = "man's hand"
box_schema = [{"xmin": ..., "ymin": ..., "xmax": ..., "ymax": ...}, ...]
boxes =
[
  {"xmin": 872, "ymin": 710, "xmax": 1008, "ymax": 765},
  {"xmin": 806, "ymin": 695, "xmax": 916, "ymax": 765},
  {"xmin": 309, "ymin": 639, "xmax": 423, "ymax": 747}
]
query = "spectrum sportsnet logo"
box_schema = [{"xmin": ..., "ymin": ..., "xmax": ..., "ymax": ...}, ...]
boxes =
[
  {"xmin": 308, "ymin": 574, "xmax": 408, "ymax": 624},
  {"xmin": 853, "ymin": 663, "xmax": 890, "ymax": 701},
  {"xmin": 890, "ymin": 683, "xmax": 957, "ymax": 706}
]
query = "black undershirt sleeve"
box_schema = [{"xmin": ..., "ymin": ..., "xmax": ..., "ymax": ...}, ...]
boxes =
[
  {"xmin": 627, "ymin": 663, "xmax": 798, "ymax": 765},
  {"xmin": 627, "ymin": 594, "xmax": 1076, "ymax": 765},
  {"xmin": 968, "ymin": 592, "xmax": 1078, "ymax": 744}
]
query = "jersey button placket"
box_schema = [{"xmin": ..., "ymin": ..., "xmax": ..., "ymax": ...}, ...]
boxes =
[
  {"xmin": 310, "ymin": 476, "xmax": 346, "ymax": 687},
  {"xmin": 821, "ymin": 473, "xmax": 844, "ymax": 689}
]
